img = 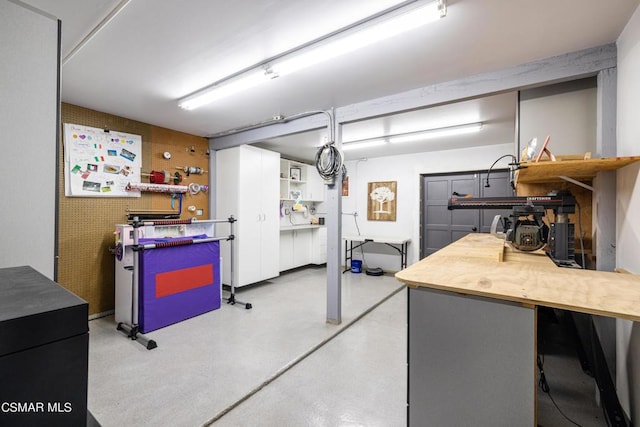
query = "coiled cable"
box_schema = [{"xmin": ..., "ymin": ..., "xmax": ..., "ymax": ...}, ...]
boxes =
[{"xmin": 315, "ymin": 143, "xmax": 344, "ymax": 184}]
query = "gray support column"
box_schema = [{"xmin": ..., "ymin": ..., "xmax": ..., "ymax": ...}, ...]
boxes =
[
  {"xmin": 593, "ymin": 67, "xmax": 618, "ymax": 381},
  {"xmin": 326, "ymin": 120, "xmax": 342, "ymax": 324},
  {"xmin": 596, "ymin": 68, "xmax": 618, "ymax": 159},
  {"xmin": 593, "ymin": 68, "xmax": 617, "ymax": 271},
  {"xmin": 595, "ymin": 67, "xmax": 617, "ymax": 271}
]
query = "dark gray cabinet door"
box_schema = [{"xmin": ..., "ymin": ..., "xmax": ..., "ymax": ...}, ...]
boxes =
[{"xmin": 420, "ymin": 170, "xmax": 513, "ymax": 257}]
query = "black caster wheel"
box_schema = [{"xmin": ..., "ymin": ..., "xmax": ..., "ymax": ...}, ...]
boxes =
[{"xmin": 245, "ymin": 303, "xmax": 252, "ymax": 310}]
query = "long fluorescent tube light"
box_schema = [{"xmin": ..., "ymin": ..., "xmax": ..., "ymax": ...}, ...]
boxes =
[
  {"xmin": 388, "ymin": 122, "xmax": 483, "ymax": 144},
  {"xmin": 179, "ymin": 70, "xmax": 273, "ymax": 110},
  {"xmin": 273, "ymin": 1, "xmax": 444, "ymax": 78},
  {"xmin": 341, "ymin": 139, "xmax": 387, "ymax": 151},
  {"xmin": 341, "ymin": 121, "xmax": 482, "ymax": 151},
  {"xmin": 178, "ymin": 0, "xmax": 447, "ymax": 110}
]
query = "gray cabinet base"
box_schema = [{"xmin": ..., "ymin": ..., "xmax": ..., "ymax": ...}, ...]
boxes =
[{"xmin": 408, "ymin": 287, "xmax": 535, "ymax": 426}]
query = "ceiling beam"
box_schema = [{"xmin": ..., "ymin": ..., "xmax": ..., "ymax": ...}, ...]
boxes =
[
  {"xmin": 210, "ymin": 112, "xmax": 329, "ymax": 149},
  {"xmin": 210, "ymin": 43, "xmax": 616, "ymax": 148},
  {"xmin": 336, "ymin": 43, "xmax": 617, "ymax": 124}
]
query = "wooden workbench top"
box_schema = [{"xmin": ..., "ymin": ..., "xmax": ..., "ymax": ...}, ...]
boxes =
[{"xmin": 395, "ymin": 233, "xmax": 640, "ymax": 322}]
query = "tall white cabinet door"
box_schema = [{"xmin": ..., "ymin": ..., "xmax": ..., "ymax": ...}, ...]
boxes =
[
  {"xmin": 236, "ymin": 146, "xmax": 265, "ymax": 286},
  {"xmin": 216, "ymin": 145, "xmax": 280, "ymax": 287},
  {"xmin": 216, "ymin": 147, "xmax": 240, "ymax": 287},
  {"xmin": 259, "ymin": 148, "xmax": 281, "ymax": 280}
]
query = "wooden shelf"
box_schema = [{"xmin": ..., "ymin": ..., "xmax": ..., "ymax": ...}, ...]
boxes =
[{"xmin": 515, "ymin": 156, "xmax": 640, "ymax": 184}]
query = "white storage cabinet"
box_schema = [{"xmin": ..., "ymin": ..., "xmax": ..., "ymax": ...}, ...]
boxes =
[{"xmin": 216, "ymin": 145, "xmax": 280, "ymax": 287}]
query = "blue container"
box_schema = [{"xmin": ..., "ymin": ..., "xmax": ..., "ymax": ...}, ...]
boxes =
[{"xmin": 350, "ymin": 259, "xmax": 362, "ymax": 273}]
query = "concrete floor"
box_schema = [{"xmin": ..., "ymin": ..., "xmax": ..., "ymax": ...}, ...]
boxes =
[
  {"xmin": 211, "ymin": 280, "xmax": 407, "ymax": 427},
  {"xmin": 88, "ymin": 266, "xmax": 609, "ymax": 426},
  {"xmin": 87, "ymin": 267, "xmax": 405, "ymax": 426},
  {"xmin": 537, "ymin": 310, "xmax": 609, "ymax": 427}
]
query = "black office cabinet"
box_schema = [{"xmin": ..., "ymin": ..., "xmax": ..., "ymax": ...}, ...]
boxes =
[{"xmin": 0, "ymin": 266, "xmax": 89, "ymax": 427}]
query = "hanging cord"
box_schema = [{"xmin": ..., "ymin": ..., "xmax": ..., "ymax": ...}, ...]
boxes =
[
  {"xmin": 537, "ymin": 353, "xmax": 583, "ymax": 427},
  {"xmin": 351, "ymin": 158, "xmax": 366, "ymax": 265},
  {"xmin": 484, "ymin": 154, "xmax": 518, "ymax": 189},
  {"xmin": 352, "ymin": 212, "xmax": 369, "ymax": 268},
  {"xmin": 315, "ymin": 143, "xmax": 345, "ymax": 184}
]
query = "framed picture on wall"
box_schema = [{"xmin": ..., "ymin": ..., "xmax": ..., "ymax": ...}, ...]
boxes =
[
  {"xmin": 342, "ymin": 176, "xmax": 349, "ymax": 197},
  {"xmin": 290, "ymin": 167, "xmax": 301, "ymax": 181},
  {"xmin": 367, "ymin": 181, "xmax": 397, "ymax": 221}
]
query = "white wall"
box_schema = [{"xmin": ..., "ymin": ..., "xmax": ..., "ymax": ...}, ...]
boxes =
[
  {"xmin": 0, "ymin": 1, "xmax": 58, "ymax": 278},
  {"xmin": 616, "ymin": 4, "xmax": 640, "ymax": 421},
  {"xmin": 520, "ymin": 80, "xmax": 597, "ymax": 157},
  {"xmin": 341, "ymin": 143, "xmax": 513, "ymax": 271}
]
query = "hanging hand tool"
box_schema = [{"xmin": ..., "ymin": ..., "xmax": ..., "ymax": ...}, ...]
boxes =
[
  {"xmin": 175, "ymin": 166, "xmax": 207, "ymax": 176},
  {"xmin": 142, "ymin": 170, "xmax": 183, "ymax": 185}
]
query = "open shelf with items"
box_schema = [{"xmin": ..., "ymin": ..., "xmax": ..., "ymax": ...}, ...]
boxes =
[{"xmin": 279, "ymin": 158, "xmax": 325, "ymax": 202}]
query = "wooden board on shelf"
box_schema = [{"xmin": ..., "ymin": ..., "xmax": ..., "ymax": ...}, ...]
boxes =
[{"xmin": 515, "ymin": 156, "xmax": 640, "ymax": 184}]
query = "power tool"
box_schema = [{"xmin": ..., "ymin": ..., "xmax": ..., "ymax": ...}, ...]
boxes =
[{"xmin": 448, "ymin": 190, "xmax": 580, "ymax": 268}]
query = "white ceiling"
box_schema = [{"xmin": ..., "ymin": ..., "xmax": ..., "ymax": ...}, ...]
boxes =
[{"xmin": 22, "ymin": 0, "xmax": 639, "ymax": 162}]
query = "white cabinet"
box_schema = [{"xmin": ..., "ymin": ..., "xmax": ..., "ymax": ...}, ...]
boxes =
[
  {"xmin": 279, "ymin": 159, "xmax": 325, "ymax": 202},
  {"xmin": 305, "ymin": 164, "xmax": 325, "ymax": 202},
  {"xmin": 279, "ymin": 228, "xmax": 314, "ymax": 271},
  {"xmin": 293, "ymin": 228, "xmax": 313, "ymax": 267},
  {"xmin": 311, "ymin": 226, "xmax": 327, "ymax": 265},
  {"xmin": 279, "ymin": 230, "xmax": 294, "ymax": 271},
  {"xmin": 216, "ymin": 145, "xmax": 280, "ymax": 287}
]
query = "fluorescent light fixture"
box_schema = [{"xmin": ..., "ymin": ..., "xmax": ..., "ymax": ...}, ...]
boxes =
[
  {"xmin": 273, "ymin": 1, "xmax": 444, "ymax": 77},
  {"xmin": 178, "ymin": 0, "xmax": 447, "ymax": 109},
  {"xmin": 388, "ymin": 122, "xmax": 483, "ymax": 144},
  {"xmin": 341, "ymin": 121, "xmax": 482, "ymax": 151},
  {"xmin": 341, "ymin": 139, "xmax": 387, "ymax": 151},
  {"xmin": 179, "ymin": 70, "xmax": 274, "ymax": 110}
]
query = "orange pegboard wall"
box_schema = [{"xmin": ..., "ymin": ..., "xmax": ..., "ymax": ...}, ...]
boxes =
[
  {"xmin": 149, "ymin": 126, "xmax": 210, "ymax": 220},
  {"xmin": 58, "ymin": 103, "xmax": 210, "ymax": 315}
]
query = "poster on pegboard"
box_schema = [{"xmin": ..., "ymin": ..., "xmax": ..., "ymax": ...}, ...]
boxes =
[{"xmin": 64, "ymin": 123, "xmax": 142, "ymax": 197}]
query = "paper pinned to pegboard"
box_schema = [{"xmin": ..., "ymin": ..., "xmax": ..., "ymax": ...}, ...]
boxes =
[{"xmin": 64, "ymin": 123, "xmax": 142, "ymax": 197}]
